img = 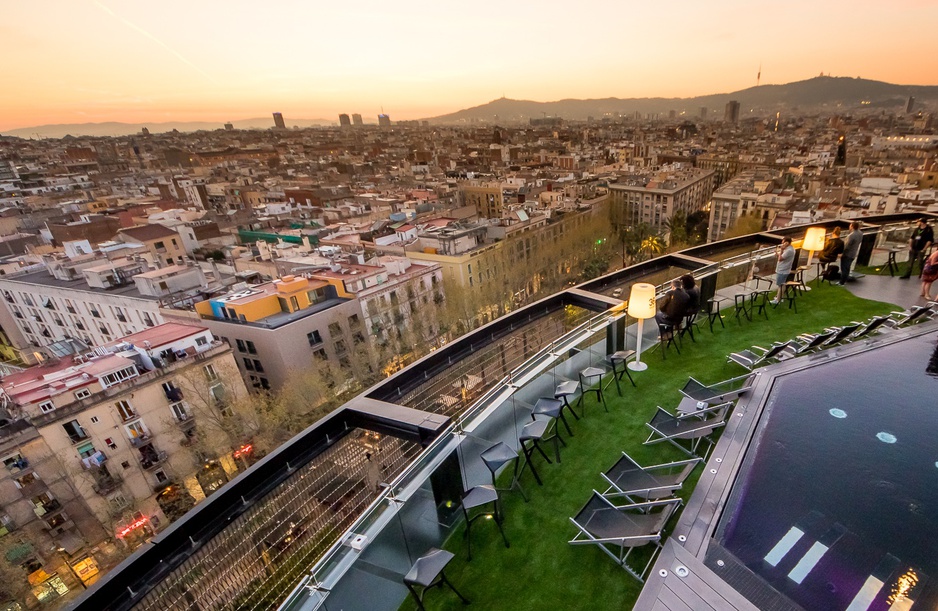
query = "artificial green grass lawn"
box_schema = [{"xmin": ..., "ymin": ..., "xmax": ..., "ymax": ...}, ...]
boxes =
[{"xmin": 400, "ymin": 284, "xmax": 902, "ymax": 611}]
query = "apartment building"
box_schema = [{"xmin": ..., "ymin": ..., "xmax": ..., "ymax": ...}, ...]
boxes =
[
  {"xmin": 117, "ymin": 224, "xmax": 187, "ymax": 267},
  {"xmin": 708, "ymin": 169, "xmax": 785, "ymax": 241},
  {"xmin": 608, "ymin": 168, "xmax": 715, "ymax": 232},
  {"xmin": 186, "ymin": 275, "xmax": 363, "ymax": 391},
  {"xmin": 459, "ymin": 182, "xmax": 506, "ymax": 219},
  {"xmin": 0, "ymin": 323, "xmax": 247, "ymax": 606}
]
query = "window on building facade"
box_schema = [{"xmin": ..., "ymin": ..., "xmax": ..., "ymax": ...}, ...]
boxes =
[
  {"xmin": 308, "ymin": 330, "xmax": 323, "ymax": 346},
  {"xmin": 115, "ymin": 400, "xmax": 136, "ymax": 421},
  {"xmin": 38, "ymin": 401, "xmax": 55, "ymax": 413}
]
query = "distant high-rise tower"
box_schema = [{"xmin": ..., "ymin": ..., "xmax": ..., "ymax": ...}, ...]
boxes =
[
  {"xmin": 352, "ymin": 113, "xmax": 363, "ymax": 126},
  {"xmin": 835, "ymin": 135, "xmax": 847, "ymax": 166},
  {"xmin": 378, "ymin": 114, "xmax": 391, "ymax": 127},
  {"xmin": 724, "ymin": 100, "xmax": 740, "ymax": 125},
  {"xmin": 699, "ymin": 107, "xmax": 708, "ymax": 119},
  {"xmin": 338, "ymin": 113, "xmax": 351, "ymax": 127},
  {"xmin": 224, "ymin": 122, "xmax": 234, "ymax": 131},
  {"xmin": 906, "ymin": 96, "xmax": 915, "ymax": 113},
  {"xmin": 668, "ymin": 110, "xmax": 677, "ymax": 119},
  {"xmin": 273, "ymin": 112, "xmax": 286, "ymax": 129}
]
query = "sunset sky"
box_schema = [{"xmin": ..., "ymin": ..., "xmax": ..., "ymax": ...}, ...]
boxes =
[{"xmin": 3, "ymin": 0, "xmax": 937, "ymax": 131}]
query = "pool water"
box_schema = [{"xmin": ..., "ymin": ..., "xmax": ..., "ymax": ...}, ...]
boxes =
[{"xmin": 718, "ymin": 332, "xmax": 938, "ymax": 610}]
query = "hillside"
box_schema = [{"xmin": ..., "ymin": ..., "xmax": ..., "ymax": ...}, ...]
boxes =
[{"xmin": 427, "ymin": 76, "xmax": 938, "ymax": 124}]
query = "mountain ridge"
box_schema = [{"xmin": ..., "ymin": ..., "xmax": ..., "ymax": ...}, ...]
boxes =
[{"xmin": 426, "ymin": 76, "xmax": 938, "ymax": 123}]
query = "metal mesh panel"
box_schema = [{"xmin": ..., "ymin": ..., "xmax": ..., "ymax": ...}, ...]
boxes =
[
  {"xmin": 391, "ymin": 305, "xmax": 592, "ymax": 417},
  {"xmin": 131, "ymin": 430, "xmax": 420, "ymax": 611}
]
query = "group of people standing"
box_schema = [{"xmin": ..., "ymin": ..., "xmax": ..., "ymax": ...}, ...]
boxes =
[
  {"xmin": 777, "ymin": 218, "xmax": 937, "ymax": 301},
  {"xmin": 898, "ymin": 218, "xmax": 937, "ymax": 300}
]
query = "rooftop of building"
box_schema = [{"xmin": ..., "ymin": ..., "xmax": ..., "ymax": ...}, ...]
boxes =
[
  {"xmin": 103, "ymin": 321, "xmax": 206, "ymax": 350},
  {"xmin": 118, "ymin": 223, "xmax": 180, "ymax": 242},
  {"xmin": 0, "ymin": 267, "xmax": 159, "ymax": 300}
]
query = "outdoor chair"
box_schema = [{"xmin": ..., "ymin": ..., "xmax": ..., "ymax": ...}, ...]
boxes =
[
  {"xmin": 849, "ymin": 315, "xmax": 891, "ymax": 340},
  {"xmin": 403, "ymin": 548, "xmax": 470, "ymax": 610},
  {"xmin": 777, "ymin": 329, "xmax": 838, "ymax": 360},
  {"xmin": 656, "ymin": 322, "xmax": 681, "ymax": 359},
  {"xmin": 884, "ymin": 305, "xmax": 934, "ymax": 329},
  {"xmin": 518, "ymin": 419, "xmax": 559, "ymax": 486},
  {"xmin": 461, "ymin": 485, "xmax": 509, "ymax": 561},
  {"xmin": 706, "ymin": 297, "xmax": 726, "ymax": 332},
  {"xmin": 679, "ymin": 373, "xmax": 754, "ymax": 405},
  {"xmin": 726, "ymin": 341, "xmax": 795, "ymax": 370},
  {"xmin": 680, "ymin": 309, "xmax": 701, "ymax": 342},
  {"xmin": 606, "ymin": 350, "xmax": 637, "ymax": 395},
  {"xmin": 569, "ymin": 492, "xmax": 681, "ymax": 582},
  {"xmin": 643, "ymin": 402, "xmax": 733, "ymax": 457},
  {"xmin": 733, "ymin": 293, "xmax": 751, "ymax": 323},
  {"xmin": 577, "ymin": 367, "xmax": 608, "ymax": 413},
  {"xmin": 816, "ymin": 322, "xmax": 862, "ymax": 347},
  {"xmin": 601, "ymin": 452, "xmax": 701, "ymax": 501},
  {"xmin": 480, "ymin": 442, "xmax": 528, "ymax": 502},
  {"xmin": 749, "ymin": 290, "xmax": 772, "ymax": 320}
]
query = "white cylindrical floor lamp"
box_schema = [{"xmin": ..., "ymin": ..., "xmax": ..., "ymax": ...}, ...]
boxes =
[
  {"xmin": 801, "ymin": 226, "xmax": 827, "ymax": 291},
  {"xmin": 627, "ymin": 282, "xmax": 656, "ymax": 372}
]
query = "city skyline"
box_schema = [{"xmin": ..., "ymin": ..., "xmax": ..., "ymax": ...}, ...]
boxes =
[{"xmin": 3, "ymin": 0, "xmax": 938, "ymax": 131}]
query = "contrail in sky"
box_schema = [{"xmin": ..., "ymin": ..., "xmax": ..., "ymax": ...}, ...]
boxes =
[{"xmin": 92, "ymin": 0, "xmax": 219, "ymax": 84}]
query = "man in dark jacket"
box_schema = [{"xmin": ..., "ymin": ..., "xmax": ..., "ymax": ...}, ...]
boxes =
[
  {"xmin": 819, "ymin": 227, "xmax": 845, "ymax": 266},
  {"xmin": 655, "ymin": 279, "xmax": 690, "ymax": 327},
  {"xmin": 900, "ymin": 218, "xmax": 934, "ymax": 279}
]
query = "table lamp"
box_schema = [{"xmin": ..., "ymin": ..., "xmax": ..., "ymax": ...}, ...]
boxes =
[{"xmin": 627, "ymin": 283, "xmax": 656, "ymax": 372}]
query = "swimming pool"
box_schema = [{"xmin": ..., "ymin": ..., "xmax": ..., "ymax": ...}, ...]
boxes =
[{"xmin": 716, "ymin": 331, "xmax": 938, "ymax": 610}]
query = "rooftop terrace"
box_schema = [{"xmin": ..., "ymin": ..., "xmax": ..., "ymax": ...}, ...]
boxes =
[{"xmin": 70, "ymin": 212, "xmax": 938, "ymax": 611}]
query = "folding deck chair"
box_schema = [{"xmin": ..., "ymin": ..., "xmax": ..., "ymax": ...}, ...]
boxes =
[
  {"xmin": 727, "ymin": 341, "xmax": 795, "ymax": 370},
  {"xmin": 884, "ymin": 305, "xmax": 934, "ymax": 329},
  {"xmin": 569, "ymin": 492, "xmax": 682, "ymax": 582},
  {"xmin": 799, "ymin": 322, "xmax": 862, "ymax": 350},
  {"xmin": 679, "ymin": 373, "xmax": 755, "ymax": 405},
  {"xmin": 849, "ymin": 315, "xmax": 890, "ymax": 340},
  {"xmin": 776, "ymin": 328, "xmax": 837, "ymax": 360},
  {"xmin": 601, "ymin": 452, "xmax": 701, "ymax": 501},
  {"xmin": 643, "ymin": 402, "xmax": 732, "ymax": 458}
]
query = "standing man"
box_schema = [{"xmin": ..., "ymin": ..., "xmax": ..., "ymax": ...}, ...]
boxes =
[
  {"xmin": 772, "ymin": 236, "xmax": 795, "ymax": 305},
  {"xmin": 900, "ymin": 218, "xmax": 933, "ymax": 279},
  {"xmin": 840, "ymin": 221, "xmax": 862, "ymax": 285}
]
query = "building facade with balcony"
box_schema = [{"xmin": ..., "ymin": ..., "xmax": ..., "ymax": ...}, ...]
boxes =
[
  {"xmin": 608, "ymin": 167, "xmax": 715, "ymax": 232},
  {"xmin": 0, "ymin": 323, "xmax": 248, "ymax": 606}
]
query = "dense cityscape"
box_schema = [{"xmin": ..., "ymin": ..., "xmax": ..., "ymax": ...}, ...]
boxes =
[{"xmin": 1, "ymin": 81, "xmax": 937, "ymax": 610}]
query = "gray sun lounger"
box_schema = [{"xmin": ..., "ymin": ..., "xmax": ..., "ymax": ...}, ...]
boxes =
[
  {"xmin": 601, "ymin": 452, "xmax": 700, "ymax": 501},
  {"xmin": 884, "ymin": 305, "xmax": 933, "ymax": 328},
  {"xmin": 569, "ymin": 491, "xmax": 682, "ymax": 582},
  {"xmin": 644, "ymin": 402, "xmax": 733, "ymax": 457},
  {"xmin": 679, "ymin": 373, "xmax": 755, "ymax": 405},
  {"xmin": 727, "ymin": 341, "xmax": 795, "ymax": 370}
]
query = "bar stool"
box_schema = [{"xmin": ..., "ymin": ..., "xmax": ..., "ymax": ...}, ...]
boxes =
[
  {"xmin": 680, "ymin": 310, "xmax": 701, "ymax": 342},
  {"xmin": 657, "ymin": 323, "xmax": 681, "ymax": 359},
  {"xmin": 533, "ymin": 397, "xmax": 574, "ymax": 437},
  {"xmin": 733, "ymin": 293, "xmax": 751, "ymax": 323},
  {"xmin": 403, "ymin": 548, "xmax": 470, "ymax": 610},
  {"xmin": 518, "ymin": 420, "xmax": 557, "ymax": 486},
  {"xmin": 776, "ymin": 281, "xmax": 799, "ymax": 312},
  {"xmin": 707, "ymin": 297, "xmax": 726, "ymax": 332},
  {"xmin": 606, "ymin": 350, "xmax": 636, "ymax": 395},
  {"xmin": 553, "ymin": 380, "xmax": 581, "ymax": 420},
  {"xmin": 749, "ymin": 290, "xmax": 771, "ymax": 320},
  {"xmin": 480, "ymin": 442, "xmax": 527, "ymax": 502},
  {"xmin": 462, "ymin": 485, "xmax": 509, "ymax": 560},
  {"xmin": 886, "ymin": 248, "xmax": 900, "ymax": 276},
  {"xmin": 577, "ymin": 367, "xmax": 607, "ymax": 413}
]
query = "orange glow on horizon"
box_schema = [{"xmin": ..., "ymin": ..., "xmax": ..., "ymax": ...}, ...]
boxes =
[{"xmin": 3, "ymin": 0, "xmax": 938, "ymax": 131}]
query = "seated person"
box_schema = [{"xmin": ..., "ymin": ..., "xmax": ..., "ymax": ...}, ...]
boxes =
[
  {"xmin": 655, "ymin": 279, "xmax": 690, "ymax": 328},
  {"xmin": 680, "ymin": 274, "xmax": 700, "ymax": 313},
  {"xmin": 818, "ymin": 227, "xmax": 844, "ymax": 265}
]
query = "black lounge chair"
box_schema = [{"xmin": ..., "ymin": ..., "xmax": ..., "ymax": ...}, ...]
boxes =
[
  {"xmin": 777, "ymin": 329, "xmax": 838, "ymax": 360},
  {"xmin": 569, "ymin": 492, "xmax": 682, "ymax": 582},
  {"xmin": 726, "ymin": 341, "xmax": 795, "ymax": 370},
  {"xmin": 679, "ymin": 373, "xmax": 754, "ymax": 405},
  {"xmin": 643, "ymin": 402, "xmax": 732, "ymax": 457},
  {"xmin": 849, "ymin": 315, "xmax": 890, "ymax": 340},
  {"xmin": 601, "ymin": 452, "xmax": 701, "ymax": 501},
  {"xmin": 884, "ymin": 305, "xmax": 934, "ymax": 328},
  {"xmin": 799, "ymin": 322, "xmax": 862, "ymax": 350}
]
